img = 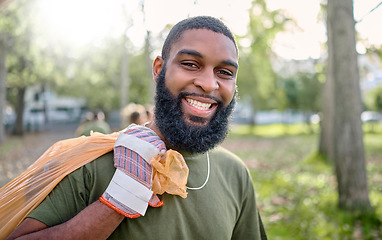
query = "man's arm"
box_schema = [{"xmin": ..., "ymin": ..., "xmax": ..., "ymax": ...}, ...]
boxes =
[{"xmin": 6, "ymin": 200, "xmax": 124, "ymax": 240}]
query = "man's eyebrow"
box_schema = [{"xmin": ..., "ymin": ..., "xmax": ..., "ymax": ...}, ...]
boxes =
[
  {"xmin": 177, "ymin": 49, "xmax": 238, "ymax": 69},
  {"xmin": 177, "ymin": 49, "xmax": 203, "ymax": 58},
  {"xmin": 222, "ymin": 60, "xmax": 238, "ymax": 69}
]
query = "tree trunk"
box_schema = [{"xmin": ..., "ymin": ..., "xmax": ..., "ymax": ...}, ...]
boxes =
[
  {"xmin": 328, "ymin": 0, "xmax": 371, "ymax": 210},
  {"xmin": 120, "ymin": 42, "xmax": 129, "ymax": 109},
  {"xmin": 12, "ymin": 87, "xmax": 25, "ymax": 136},
  {"xmin": 145, "ymin": 31, "xmax": 155, "ymax": 104},
  {"xmin": 318, "ymin": 15, "xmax": 334, "ymax": 160},
  {"xmin": 120, "ymin": 33, "xmax": 131, "ymax": 113},
  {"xmin": 42, "ymin": 82, "xmax": 49, "ymax": 125},
  {"xmin": 0, "ymin": 33, "xmax": 7, "ymax": 143}
]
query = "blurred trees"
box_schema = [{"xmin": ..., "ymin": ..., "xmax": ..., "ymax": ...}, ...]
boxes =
[
  {"xmin": 55, "ymin": 37, "xmax": 154, "ymax": 112},
  {"xmin": 278, "ymin": 70, "xmax": 323, "ymax": 128},
  {"xmin": 364, "ymin": 86, "xmax": 382, "ymax": 112},
  {"xmin": 1, "ymin": 0, "xmax": 72, "ymax": 135},
  {"xmin": 0, "ymin": 0, "xmax": 156, "ymax": 136},
  {"xmin": 236, "ymin": 0, "xmax": 288, "ymax": 124},
  {"xmin": 236, "ymin": 0, "xmax": 324, "ymax": 127},
  {"xmin": 1, "ymin": 0, "xmax": 40, "ymax": 135},
  {"xmin": 0, "ymin": 19, "xmax": 9, "ymax": 143},
  {"xmin": 0, "ymin": 0, "xmax": 327, "ymax": 137},
  {"xmin": 55, "ymin": 39, "xmax": 122, "ymax": 113},
  {"xmin": 323, "ymin": 0, "xmax": 370, "ymax": 210},
  {"xmin": 0, "ymin": 0, "xmax": 378, "ymax": 144}
]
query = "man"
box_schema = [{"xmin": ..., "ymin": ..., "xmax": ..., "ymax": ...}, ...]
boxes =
[{"xmin": 7, "ymin": 16, "xmax": 267, "ymax": 239}]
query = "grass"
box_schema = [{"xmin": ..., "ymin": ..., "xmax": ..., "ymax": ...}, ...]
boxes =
[
  {"xmin": 0, "ymin": 137, "xmax": 22, "ymax": 158},
  {"xmin": 223, "ymin": 123, "xmax": 382, "ymax": 240}
]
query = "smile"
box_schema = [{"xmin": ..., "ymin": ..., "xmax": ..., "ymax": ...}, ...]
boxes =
[{"xmin": 185, "ymin": 98, "xmax": 212, "ymax": 111}]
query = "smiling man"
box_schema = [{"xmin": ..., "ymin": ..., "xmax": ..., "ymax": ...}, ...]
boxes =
[
  {"xmin": 151, "ymin": 27, "xmax": 238, "ymax": 154},
  {"xmin": 7, "ymin": 16, "xmax": 267, "ymax": 240}
]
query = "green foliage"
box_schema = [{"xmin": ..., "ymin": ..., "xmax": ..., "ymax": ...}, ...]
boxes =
[
  {"xmin": 236, "ymin": 0, "xmax": 324, "ymax": 117},
  {"xmin": 225, "ymin": 124, "xmax": 382, "ymax": 239},
  {"xmin": 278, "ymin": 71, "xmax": 323, "ymax": 114},
  {"xmin": 3, "ymin": 0, "xmax": 40, "ymax": 88},
  {"xmin": 236, "ymin": 0, "xmax": 291, "ymax": 111},
  {"xmin": 54, "ymin": 39, "xmax": 123, "ymax": 112},
  {"xmin": 54, "ymin": 39, "xmax": 153, "ymax": 112},
  {"xmin": 129, "ymin": 51, "xmax": 152, "ymax": 105},
  {"xmin": 2, "ymin": 0, "xmax": 155, "ymax": 115},
  {"xmin": 364, "ymin": 86, "xmax": 382, "ymax": 112},
  {"xmin": 2, "ymin": 0, "xmax": 70, "ymax": 116}
]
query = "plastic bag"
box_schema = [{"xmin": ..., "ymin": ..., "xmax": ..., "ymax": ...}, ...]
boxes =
[
  {"xmin": 150, "ymin": 149, "xmax": 189, "ymax": 198},
  {"xmin": 0, "ymin": 131, "xmax": 119, "ymax": 240},
  {"xmin": 0, "ymin": 130, "xmax": 189, "ymax": 239}
]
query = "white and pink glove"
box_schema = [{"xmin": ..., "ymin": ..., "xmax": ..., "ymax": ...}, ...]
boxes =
[{"xmin": 100, "ymin": 124, "xmax": 166, "ymax": 218}]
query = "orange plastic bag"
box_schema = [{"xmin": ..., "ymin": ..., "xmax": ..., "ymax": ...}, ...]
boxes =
[
  {"xmin": 0, "ymin": 131, "xmax": 119, "ymax": 240},
  {"xmin": 0, "ymin": 131, "xmax": 189, "ymax": 239},
  {"xmin": 150, "ymin": 149, "xmax": 189, "ymax": 198}
]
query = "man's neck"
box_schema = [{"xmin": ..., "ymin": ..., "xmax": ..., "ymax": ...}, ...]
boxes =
[{"xmin": 145, "ymin": 121, "xmax": 167, "ymax": 144}]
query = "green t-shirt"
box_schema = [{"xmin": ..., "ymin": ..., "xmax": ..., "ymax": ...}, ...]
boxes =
[{"xmin": 28, "ymin": 146, "xmax": 267, "ymax": 240}]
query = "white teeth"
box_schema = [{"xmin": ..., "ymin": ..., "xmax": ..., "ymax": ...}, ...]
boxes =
[{"xmin": 186, "ymin": 98, "xmax": 212, "ymax": 110}]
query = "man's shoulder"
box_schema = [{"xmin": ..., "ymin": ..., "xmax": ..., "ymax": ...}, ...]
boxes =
[
  {"xmin": 209, "ymin": 146, "xmax": 254, "ymax": 195},
  {"xmin": 82, "ymin": 151, "xmax": 114, "ymax": 171},
  {"xmin": 211, "ymin": 145, "xmax": 242, "ymax": 160},
  {"xmin": 69, "ymin": 151, "xmax": 114, "ymax": 180},
  {"xmin": 210, "ymin": 146, "xmax": 247, "ymax": 169}
]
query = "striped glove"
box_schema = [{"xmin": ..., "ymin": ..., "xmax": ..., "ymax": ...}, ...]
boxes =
[{"xmin": 100, "ymin": 124, "xmax": 166, "ymax": 218}]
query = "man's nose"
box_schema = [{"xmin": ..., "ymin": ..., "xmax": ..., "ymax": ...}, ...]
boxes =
[{"xmin": 193, "ymin": 69, "xmax": 219, "ymax": 93}]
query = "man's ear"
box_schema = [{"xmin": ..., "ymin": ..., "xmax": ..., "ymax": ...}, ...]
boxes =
[{"xmin": 153, "ymin": 56, "xmax": 164, "ymax": 83}]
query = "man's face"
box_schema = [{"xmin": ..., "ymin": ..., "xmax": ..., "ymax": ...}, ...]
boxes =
[
  {"xmin": 155, "ymin": 29, "xmax": 238, "ymax": 125},
  {"xmin": 153, "ymin": 29, "xmax": 238, "ymax": 154}
]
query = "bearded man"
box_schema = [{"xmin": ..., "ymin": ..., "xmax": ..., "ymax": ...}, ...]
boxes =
[{"xmin": 7, "ymin": 16, "xmax": 267, "ymax": 240}]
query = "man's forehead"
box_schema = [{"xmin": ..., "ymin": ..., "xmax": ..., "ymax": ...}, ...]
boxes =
[{"xmin": 169, "ymin": 28, "xmax": 238, "ymax": 60}]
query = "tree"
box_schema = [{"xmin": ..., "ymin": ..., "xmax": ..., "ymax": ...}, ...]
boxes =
[
  {"xmin": 54, "ymin": 39, "xmax": 122, "ymax": 113},
  {"xmin": 0, "ymin": 32, "xmax": 7, "ymax": 143},
  {"xmin": 236, "ymin": 0, "xmax": 291, "ymax": 125},
  {"xmin": 326, "ymin": 0, "xmax": 371, "ymax": 210},
  {"xmin": 297, "ymin": 70, "xmax": 323, "ymax": 126},
  {"xmin": 0, "ymin": 2, "xmax": 14, "ymax": 142},
  {"xmin": 1, "ymin": 0, "xmax": 44, "ymax": 135}
]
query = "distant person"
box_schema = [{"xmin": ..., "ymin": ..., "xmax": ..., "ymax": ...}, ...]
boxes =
[
  {"xmin": 120, "ymin": 103, "xmax": 148, "ymax": 128},
  {"xmin": 145, "ymin": 104, "xmax": 154, "ymax": 122},
  {"xmin": 75, "ymin": 110, "xmax": 111, "ymax": 136},
  {"xmin": 7, "ymin": 16, "xmax": 267, "ymax": 239},
  {"xmin": 129, "ymin": 111, "xmax": 144, "ymax": 124}
]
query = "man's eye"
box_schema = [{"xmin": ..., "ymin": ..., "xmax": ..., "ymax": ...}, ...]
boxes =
[
  {"xmin": 218, "ymin": 70, "xmax": 233, "ymax": 77},
  {"xmin": 181, "ymin": 62, "xmax": 197, "ymax": 68}
]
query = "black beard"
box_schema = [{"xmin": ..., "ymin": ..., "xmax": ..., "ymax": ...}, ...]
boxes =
[{"xmin": 154, "ymin": 64, "xmax": 236, "ymax": 154}]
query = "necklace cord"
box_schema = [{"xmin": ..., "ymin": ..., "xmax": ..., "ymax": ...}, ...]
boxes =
[{"xmin": 186, "ymin": 152, "xmax": 210, "ymax": 190}]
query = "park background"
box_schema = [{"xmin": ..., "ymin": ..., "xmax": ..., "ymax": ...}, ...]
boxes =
[{"xmin": 0, "ymin": 0, "xmax": 382, "ymax": 239}]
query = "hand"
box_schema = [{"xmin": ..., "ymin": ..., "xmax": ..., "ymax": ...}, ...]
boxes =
[{"xmin": 100, "ymin": 125, "xmax": 166, "ymax": 218}]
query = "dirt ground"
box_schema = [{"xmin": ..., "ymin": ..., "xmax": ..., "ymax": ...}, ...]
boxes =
[{"xmin": 0, "ymin": 123, "xmax": 78, "ymax": 187}]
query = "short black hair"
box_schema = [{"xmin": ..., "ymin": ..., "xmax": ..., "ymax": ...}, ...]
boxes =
[{"xmin": 161, "ymin": 16, "xmax": 238, "ymax": 60}]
